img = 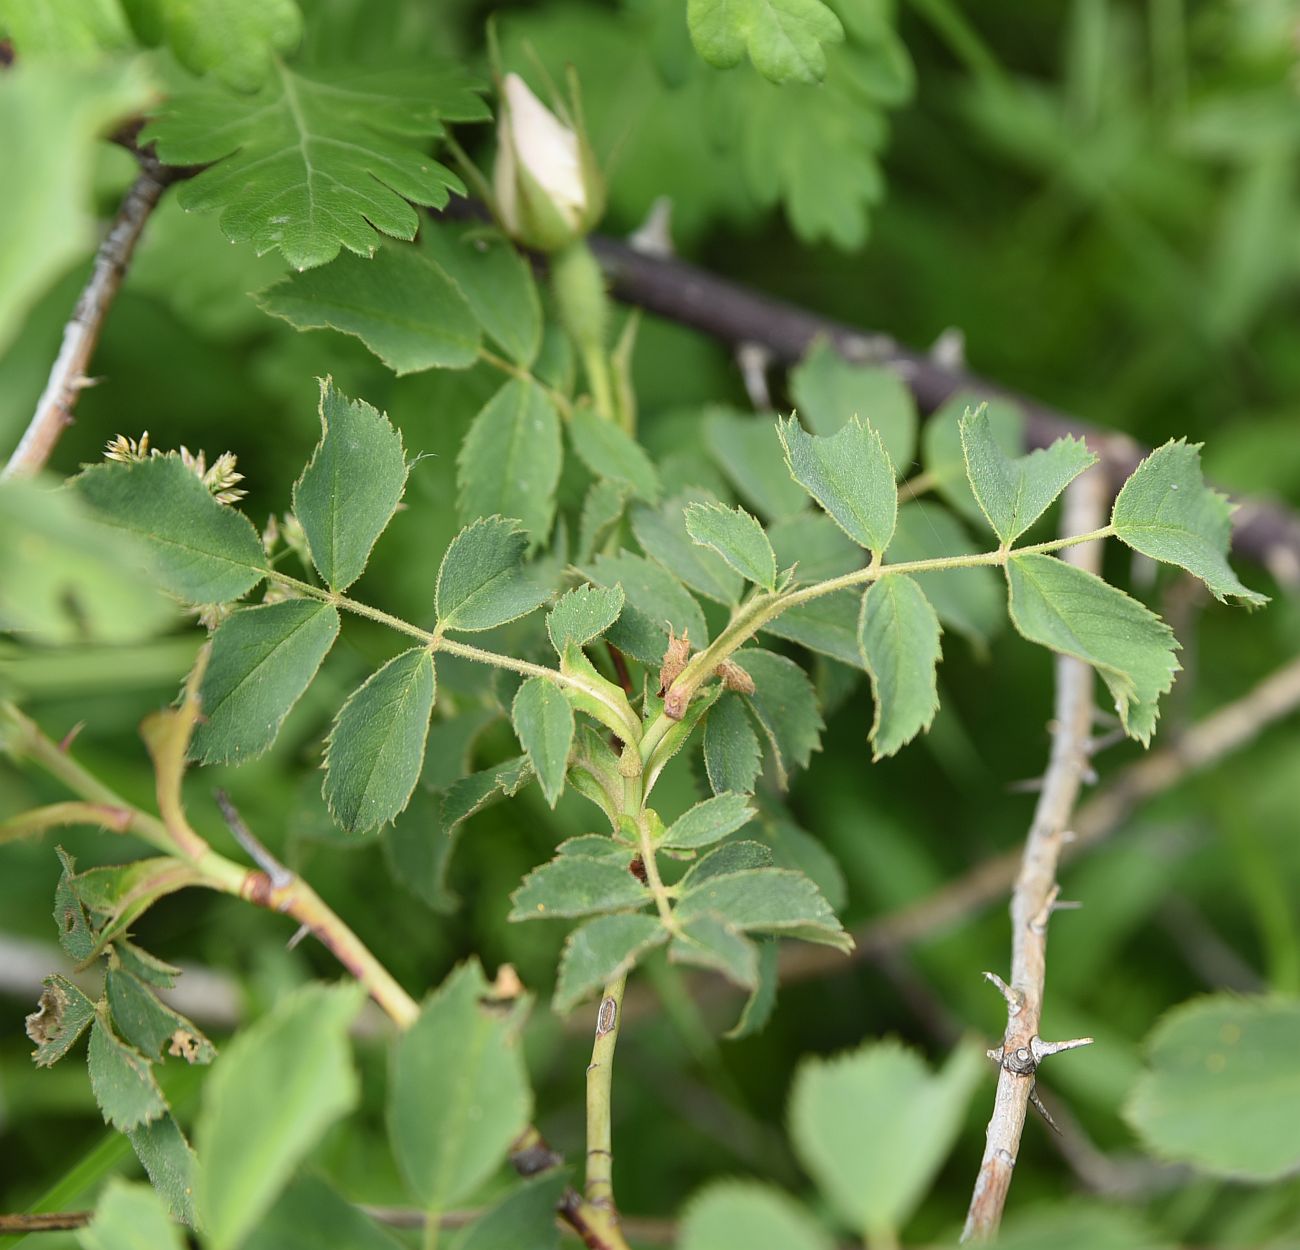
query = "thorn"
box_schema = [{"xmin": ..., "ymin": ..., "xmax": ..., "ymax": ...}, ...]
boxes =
[
  {"xmin": 628, "ymin": 196, "xmax": 675, "ymax": 258},
  {"xmin": 1030, "ymin": 1034, "xmax": 1094, "ymax": 1063},
  {"xmin": 736, "ymin": 341, "xmax": 772, "ymax": 410},
  {"xmin": 214, "ymin": 789, "xmax": 293, "ymax": 890},
  {"xmin": 983, "ymin": 970, "xmax": 1023, "ymax": 1015},
  {"xmin": 58, "ymin": 721, "xmax": 86, "ymax": 753},
  {"xmin": 1006, "ymin": 775, "xmax": 1044, "ymax": 794},
  {"xmin": 1028, "ymin": 1085, "xmax": 1063, "ymax": 1134},
  {"xmin": 1030, "ymin": 884, "xmax": 1061, "ymax": 932},
  {"xmin": 1052, "ymin": 898, "xmax": 1083, "ymax": 914},
  {"xmin": 1087, "ymin": 726, "xmax": 1128, "ymax": 756},
  {"xmin": 286, "ymin": 923, "xmax": 310, "ymax": 950},
  {"xmin": 929, "ymin": 326, "xmax": 966, "ymax": 371}
]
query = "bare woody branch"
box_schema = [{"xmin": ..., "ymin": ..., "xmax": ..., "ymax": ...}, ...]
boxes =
[
  {"xmin": 961, "ymin": 470, "xmax": 1108, "ymax": 1241},
  {"xmin": 2, "ymin": 150, "xmax": 175, "ymax": 480}
]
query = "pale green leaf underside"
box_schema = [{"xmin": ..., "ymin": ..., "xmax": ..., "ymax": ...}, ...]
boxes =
[
  {"xmin": 459, "ymin": 380, "xmax": 562, "ymax": 543},
  {"xmin": 1112, "ymin": 440, "xmax": 1267, "ymax": 606},
  {"xmin": 858, "ymin": 574, "xmax": 942, "ymax": 759},
  {"xmin": 684, "ymin": 500, "xmax": 778, "ymax": 591},
  {"xmin": 71, "ymin": 456, "xmax": 267, "ymax": 605},
  {"xmin": 688, "ymin": 0, "xmax": 844, "ymax": 85},
  {"xmin": 436, "ymin": 517, "xmax": 549, "ymax": 632},
  {"xmin": 960, "ymin": 405, "xmax": 1096, "ymax": 545},
  {"xmin": 554, "ymin": 914, "xmax": 668, "ymax": 1013},
  {"xmin": 1125, "ymin": 995, "xmax": 1300, "ymax": 1181},
  {"xmin": 142, "ymin": 64, "xmax": 485, "ymax": 270},
  {"xmin": 1006, "ymin": 553, "xmax": 1179, "ymax": 744},
  {"xmin": 256, "ymin": 239, "xmax": 479, "ymax": 374},
  {"xmin": 389, "ymin": 962, "xmax": 531, "ymax": 1210},
  {"xmin": 324, "ymin": 648, "xmax": 436, "ymax": 832},
  {"xmin": 511, "ymin": 676, "xmax": 575, "ymax": 808},
  {"xmin": 779, "ymin": 414, "xmax": 896, "ymax": 555},
  {"xmin": 192, "ymin": 599, "xmax": 340, "ymax": 765},
  {"xmin": 509, "ymin": 854, "xmax": 648, "ymax": 920}
]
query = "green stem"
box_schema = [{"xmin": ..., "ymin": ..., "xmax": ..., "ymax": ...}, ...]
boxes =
[
  {"xmin": 478, "ymin": 347, "xmax": 573, "ymax": 419},
  {"xmin": 0, "ymin": 801, "xmax": 139, "ymax": 845},
  {"xmin": 584, "ymin": 973, "xmax": 628, "ymax": 1212}
]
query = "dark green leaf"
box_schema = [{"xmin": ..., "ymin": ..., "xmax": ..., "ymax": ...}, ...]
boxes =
[
  {"xmin": 292, "ymin": 379, "xmax": 408, "ymax": 592},
  {"xmin": 858, "ymin": 575, "xmax": 942, "ymax": 759},
  {"xmin": 704, "ymin": 692, "xmax": 762, "ymax": 797},
  {"xmin": 442, "ymin": 756, "xmax": 532, "ymax": 831},
  {"xmin": 760, "ymin": 590, "xmax": 864, "ymax": 669},
  {"xmin": 458, "ymin": 380, "xmax": 562, "ymax": 542},
  {"xmin": 192, "ymin": 599, "xmax": 340, "ymax": 764},
  {"xmin": 680, "ymin": 840, "xmax": 774, "ymax": 886},
  {"xmin": 725, "ymin": 940, "xmax": 780, "ymax": 1040},
  {"xmin": 196, "ymin": 983, "xmax": 362, "ymax": 1250},
  {"xmin": 684, "ymin": 501, "xmax": 778, "ymax": 591},
  {"xmin": 676, "ymin": 866, "xmax": 850, "ymax": 950},
  {"xmin": 661, "ymin": 793, "xmax": 756, "ymax": 850},
  {"xmin": 631, "ymin": 492, "xmax": 744, "ymax": 606},
  {"xmin": 509, "ymin": 855, "xmax": 648, "ymax": 920},
  {"xmin": 547, "ymin": 583, "xmax": 625, "ymax": 654},
  {"xmin": 587, "ymin": 551, "xmax": 708, "ymax": 662},
  {"xmin": 578, "ymin": 479, "xmax": 629, "ymax": 561},
  {"xmin": 554, "ymin": 914, "xmax": 669, "ymax": 1013},
  {"xmin": 457, "ymin": 1172, "xmax": 569, "ymax": 1250},
  {"xmin": 704, "ymin": 408, "xmax": 808, "ymax": 522},
  {"xmin": 257, "ymin": 240, "xmax": 479, "ymax": 374},
  {"xmin": 52, "ymin": 846, "xmax": 94, "ymax": 961},
  {"xmin": 87, "ymin": 1017, "xmax": 166, "ymax": 1132},
  {"xmin": 390, "ymin": 962, "xmax": 531, "ymax": 1210},
  {"xmin": 383, "ymin": 788, "xmax": 457, "ymax": 912},
  {"xmin": 436, "ymin": 517, "xmax": 549, "ymax": 633},
  {"xmin": 324, "ymin": 648, "xmax": 436, "ymax": 832},
  {"xmin": 126, "ymin": 1114, "xmax": 198, "ymax": 1226},
  {"xmin": 732, "ymin": 649, "xmax": 824, "ymax": 784},
  {"xmin": 570, "ymin": 408, "xmax": 661, "ymax": 502},
  {"xmin": 1006, "ymin": 553, "xmax": 1179, "ymax": 744},
  {"xmin": 113, "ymin": 941, "xmax": 180, "ymax": 988},
  {"xmin": 754, "ymin": 816, "xmax": 847, "ymax": 912},
  {"xmin": 669, "ymin": 914, "xmax": 759, "ymax": 988},
  {"xmin": 1111, "ymin": 440, "xmax": 1267, "ymax": 606},
  {"xmin": 72, "ymin": 456, "xmax": 266, "ymax": 605},
  {"xmin": 512, "ymin": 677, "xmax": 575, "ymax": 808},
  {"xmin": 778, "ymin": 415, "xmax": 896, "ymax": 555},
  {"xmin": 960, "ymin": 405, "xmax": 1096, "ymax": 545}
]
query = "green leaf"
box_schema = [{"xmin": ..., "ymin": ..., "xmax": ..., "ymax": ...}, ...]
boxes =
[
  {"xmin": 760, "ymin": 590, "xmax": 864, "ymax": 669},
  {"xmin": 457, "ymin": 1173, "xmax": 569, "ymax": 1250},
  {"xmin": 570, "ymin": 407, "xmax": 661, "ymax": 502},
  {"xmin": 67, "ymin": 857, "xmax": 197, "ymax": 954},
  {"xmin": 778, "ymin": 415, "xmax": 897, "ymax": 555},
  {"xmin": 578, "ymin": 479, "xmax": 629, "ymax": 561},
  {"xmin": 704, "ymin": 693, "xmax": 762, "ymax": 797},
  {"xmin": 547, "ymin": 583, "xmax": 625, "ymax": 654},
  {"xmin": 732, "ymin": 649, "xmax": 824, "ymax": 784},
  {"xmin": 922, "ymin": 392, "xmax": 1024, "ymax": 526},
  {"xmin": 87, "ymin": 1017, "xmax": 166, "ymax": 1132},
  {"xmin": 292, "ymin": 379, "xmax": 408, "ymax": 592},
  {"xmin": 435, "ymin": 517, "xmax": 549, "ymax": 633},
  {"xmin": 0, "ymin": 479, "xmax": 176, "ymax": 644},
  {"xmin": 458, "ymin": 380, "xmax": 562, "ymax": 543},
  {"xmin": 669, "ymin": 914, "xmax": 760, "ymax": 989},
  {"xmin": 631, "ymin": 492, "xmax": 744, "ymax": 606},
  {"xmin": 768, "ymin": 511, "xmax": 863, "ymax": 584},
  {"xmin": 755, "ymin": 816, "xmax": 847, "ymax": 912},
  {"xmin": 554, "ymin": 914, "xmax": 669, "ymax": 1013},
  {"xmin": 324, "ymin": 648, "xmax": 436, "ymax": 832},
  {"xmin": 726, "ymin": 941, "xmax": 780, "ymax": 1040},
  {"xmin": 442, "ymin": 756, "xmax": 532, "ymax": 831},
  {"xmin": 1125, "ymin": 995, "xmax": 1300, "ymax": 1181},
  {"xmin": 587, "ymin": 551, "xmax": 708, "ymax": 664},
  {"xmin": 196, "ymin": 983, "xmax": 362, "ymax": 1250},
  {"xmin": 113, "ymin": 941, "xmax": 180, "ymax": 988},
  {"xmin": 993, "ymin": 1205, "xmax": 1173, "ymax": 1250},
  {"xmin": 77, "ymin": 1179, "xmax": 184, "ymax": 1250},
  {"xmin": 678, "ymin": 839, "xmax": 774, "ymax": 888},
  {"xmin": 858, "ymin": 574, "xmax": 942, "ymax": 759},
  {"xmin": 960, "ymin": 406, "xmax": 1096, "ymax": 545},
  {"xmin": 243, "ymin": 1175, "xmax": 403, "ymax": 1250},
  {"xmin": 789, "ymin": 1040, "xmax": 983, "ymax": 1240},
  {"xmin": 1111, "ymin": 440, "xmax": 1267, "ymax": 606},
  {"xmin": 256, "ymin": 240, "xmax": 479, "ymax": 374},
  {"xmin": 511, "ymin": 677, "xmax": 575, "ymax": 808},
  {"xmin": 889, "ymin": 501, "xmax": 1004, "ymax": 647},
  {"xmin": 679, "ymin": 1181, "xmax": 833, "ymax": 1250},
  {"xmin": 419, "ymin": 221, "xmax": 542, "ymax": 366},
  {"xmin": 0, "ymin": 0, "xmax": 132, "ymax": 57},
  {"xmin": 790, "ymin": 339, "xmax": 917, "ymax": 472},
  {"xmin": 28, "ymin": 975, "xmax": 97, "ymax": 1067},
  {"xmin": 125, "ymin": 1114, "xmax": 198, "ymax": 1226},
  {"xmin": 142, "ymin": 65, "xmax": 486, "ymax": 270},
  {"xmin": 389, "ymin": 961, "xmax": 532, "ymax": 1210},
  {"xmin": 688, "ymin": 0, "xmax": 844, "ymax": 85},
  {"xmin": 705, "ymin": 408, "xmax": 808, "ymax": 522},
  {"xmin": 684, "ymin": 501, "xmax": 778, "ymax": 591},
  {"xmin": 105, "ymin": 967, "xmax": 213, "ymax": 1065},
  {"xmin": 123, "ymin": 0, "xmax": 302, "ymax": 92},
  {"xmin": 72, "ymin": 456, "xmax": 267, "ymax": 604},
  {"xmin": 52, "ymin": 847, "xmax": 96, "ymax": 962},
  {"xmin": 1006, "ymin": 553, "xmax": 1179, "ymax": 744},
  {"xmin": 0, "ymin": 60, "xmax": 152, "ymax": 355},
  {"xmin": 192, "ymin": 599, "xmax": 340, "ymax": 764},
  {"xmin": 382, "ymin": 788, "xmax": 457, "ymax": 913},
  {"xmin": 675, "ymin": 866, "xmax": 850, "ymax": 950},
  {"xmin": 661, "ymin": 793, "xmax": 756, "ymax": 850},
  {"xmin": 509, "ymin": 855, "xmax": 648, "ymax": 920}
]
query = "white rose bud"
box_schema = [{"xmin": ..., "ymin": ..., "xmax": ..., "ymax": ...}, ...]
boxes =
[{"xmin": 493, "ymin": 72, "xmax": 604, "ymax": 253}]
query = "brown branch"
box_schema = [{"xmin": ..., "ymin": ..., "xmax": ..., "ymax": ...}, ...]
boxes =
[
  {"xmin": 961, "ymin": 470, "xmax": 1106, "ymax": 1240},
  {"xmin": 0, "ymin": 1212, "xmax": 92, "ymax": 1233},
  {"xmin": 2, "ymin": 147, "xmax": 177, "ymax": 480}
]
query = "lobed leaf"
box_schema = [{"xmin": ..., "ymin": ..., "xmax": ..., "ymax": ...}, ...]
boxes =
[
  {"xmin": 688, "ymin": 0, "xmax": 844, "ymax": 85},
  {"xmin": 389, "ymin": 962, "xmax": 531, "ymax": 1210},
  {"xmin": 436, "ymin": 517, "xmax": 550, "ymax": 633},
  {"xmin": 511, "ymin": 677, "xmax": 575, "ymax": 808},
  {"xmin": 192, "ymin": 599, "xmax": 340, "ymax": 764},
  {"xmin": 293, "ymin": 379, "xmax": 408, "ymax": 592},
  {"xmin": 1111, "ymin": 440, "xmax": 1266, "ymax": 606},
  {"xmin": 459, "ymin": 379, "xmax": 562, "ymax": 543},
  {"xmin": 858, "ymin": 574, "xmax": 942, "ymax": 759},
  {"xmin": 323, "ymin": 648, "xmax": 436, "ymax": 832},
  {"xmin": 778, "ymin": 414, "xmax": 896, "ymax": 555},
  {"xmin": 126, "ymin": 1114, "xmax": 199, "ymax": 1226},
  {"xmin": 960, "ymin": 405, "xmax": 1096, "ymax": 545},
  {"xmin": 1006, "ymin": 553, "xmax": 1179, "ymax": 744},
  {"xmin": 509, "ymin": 855, "xmax": 648, "ymax": 920},
  {"xmin": 684, "ymin": 500, "xmax": 778, "ymax": 591},
  {"xmin": 547, "ymin": 583, "xmax": 625, "ymax": 654},
  {"xmin": 72, "ymin": 456, "xmax": 266, "ymax": 605},
  {"xmin": 554, "ymin": 914, "xmax": 668, "ymax": 1013}
]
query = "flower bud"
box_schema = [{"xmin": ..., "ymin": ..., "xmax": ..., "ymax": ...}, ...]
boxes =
[{"xmin": 492, "ymin": 72, "xmax": 604, "ymax": 253}]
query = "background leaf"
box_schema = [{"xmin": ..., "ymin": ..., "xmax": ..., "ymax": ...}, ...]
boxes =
[
  {"xmin": 679, "ymin": 1181, "xmax": 833, "ymax": 1250},
  {"xmin": 570, "ymin": 408, "xmax": 661, "ymax": 502},
  {"xmin": 76, "ymin": 1179, "xmax": 184, "ymax": 1250},
  {"xmin": 547, "ymin": 583, "xmax": 625, "ymax": 654},
  {"xmin": 687, "ymin": 0, "xmax": 844, "ymax": 85}
]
